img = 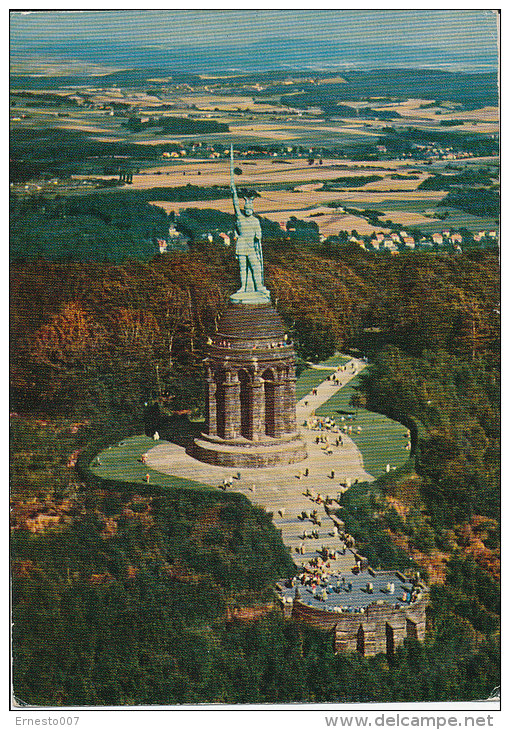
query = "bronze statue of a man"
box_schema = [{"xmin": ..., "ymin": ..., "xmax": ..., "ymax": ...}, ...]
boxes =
[{"xmin": 230, "ymin": 146, "xmax": 270, "ymax": 303}]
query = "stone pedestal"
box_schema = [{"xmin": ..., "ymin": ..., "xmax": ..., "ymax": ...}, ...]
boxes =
[{"xmin": 190, "ymin": 301, "xmax": 307, "ymax": 468}]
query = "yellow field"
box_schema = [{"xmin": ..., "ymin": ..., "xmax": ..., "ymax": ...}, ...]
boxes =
[
  {"xmin": 231, "ymin": 126, "xmax": 302, "ymax": 140},
  {"xmin": 12, "ymin": 75, "xmax": 499, "ymax": 241},
  {"xmin": 368, "ymin": 98, "xmax": 499, "ymax": 133},
  {"xmin": 361, "ymin": 174, "xmax": 430, "ymax": 192},
  {"xmin": 54, "ymin": 122, "xmax": 119, "ymax": 134},
  {"xmin": 68, "ymin": 141, "xmax": 498, "ymax": 236},
  {"xmin": 73, "ymin": 156, "xmax": 428, "ymax": 191},
  {"xmin": 146, "ymin": 173, "xmax": 443, "ymax": 237},
  {"xmin": 176, "ymin": 95, "xmax": 285, "ymax": 113},
  {"xmin": 316, "ymin": 76, "xmax": 348, "ymax": 85},
  {"xmin": 70, "ymin": 153, "xmax": 445, "ymax": 237},
  {"xmin": 337, "ymin": 190, "xmax": 441, "ymax": 203},
  {"xmin": 150, "ymin": 196, "xmax": 391, "ymax": 236}
]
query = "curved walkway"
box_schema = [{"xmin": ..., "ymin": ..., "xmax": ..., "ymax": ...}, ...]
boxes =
[{"xmin": 147, "ymin": 356, "xmax": 373, "ymax": 569}]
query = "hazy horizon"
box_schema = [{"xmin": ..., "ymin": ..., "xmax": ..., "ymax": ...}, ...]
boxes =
[{"xmin": 10, "ymin": 9, "xmax": 499, "ymax": 75}]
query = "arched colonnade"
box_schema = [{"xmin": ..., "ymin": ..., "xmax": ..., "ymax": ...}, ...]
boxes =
[{"xmin": 205, "ymin": 359, "xmax": 298, "ymax": 442}]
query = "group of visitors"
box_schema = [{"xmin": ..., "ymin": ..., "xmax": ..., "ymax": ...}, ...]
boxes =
[
  {"xmin": 284, "ymin": 572, "xmax": 372, "ymax": 612},
  {"xmin": 305, "ymin": 415, "xmax": 362, "ymax": 437},
  {"xmin": 213, "ymin": 338, "xmax": 289, "ymax": 349}
]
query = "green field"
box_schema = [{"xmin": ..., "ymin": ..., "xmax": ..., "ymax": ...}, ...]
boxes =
[
  {"xmin": 295, "ymin": 358, "xmax": 411, "ymax": 477},
  {"xmin": 295, "ymin": 369, "xmax": 334, "ymax": 400},
  {"xmin": 363, "ymin": 197, "xmax": 498, "ymax": 234},
  {"xmin": 421, "ymin": 209, "xmax": 498, "ymax": 233}
]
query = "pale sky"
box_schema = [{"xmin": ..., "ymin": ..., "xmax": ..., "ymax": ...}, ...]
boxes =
[{"xmin": 10, "ymin": 9, "xmax": 499, "ymax": 73}]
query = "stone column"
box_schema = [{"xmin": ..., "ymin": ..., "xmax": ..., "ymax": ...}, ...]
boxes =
[
  {"xmin": 250, "ymin": 373, "xmax": 265, "ymax": 441},
  {"xmin": 362, "ymin": 627, "xmax": 379, "ymax": 657},
  {"xmin": 223, "ymin": 370, "xmax": 241, "ymax": 440},
  {"xmin": 206, "ymin": 370, "xmax": 217, "ymax": 436}
]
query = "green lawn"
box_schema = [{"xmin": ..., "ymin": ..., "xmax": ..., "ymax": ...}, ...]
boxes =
[
  {"xmin": 92, "ymin": 434, "xmax": 213, "ymax": 490},
  {"xmin": 295, "ymin": 354, "xmax": 350, "ymax": 399},
  {"xmin": 314, "ymin": 375, "xmax": 411, "ymax": 478},
  {"xmin": 295, "ymin": 369, "xmax": 336, "ymax": 400},
  {"xmin": 296, "ymin": 357, "xmax": 411, "ymax": 478},
  {"xmin": 317, "ymin": 353, "xmax": 351, "ymax": 367}
]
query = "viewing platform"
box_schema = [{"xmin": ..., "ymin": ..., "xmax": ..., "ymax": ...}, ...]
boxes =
[{"xmin": 277, "ymin": 568, "xmax": 428, "ymax": 656}]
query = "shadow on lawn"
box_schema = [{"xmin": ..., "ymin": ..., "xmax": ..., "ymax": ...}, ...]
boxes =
[{"xmin": 144, "ymin": 404, "xmax": 202, "ymax": 448}]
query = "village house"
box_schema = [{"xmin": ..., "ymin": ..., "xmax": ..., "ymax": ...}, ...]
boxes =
[
  {"xmin": 432, "ymin": 232, "xmax": 443, "ymax": 245},
  {"xmin": 383, "ymin": 240, "xmax": 399, "ymax": 254},
  {"xmin": 157, "ymin": 239, "xmax": 167, "ymax": 254}
]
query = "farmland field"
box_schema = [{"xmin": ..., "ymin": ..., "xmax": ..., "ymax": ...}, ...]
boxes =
[{"xmin": 10, "ymin": 65, "xmax": 499, "ymax": 244}]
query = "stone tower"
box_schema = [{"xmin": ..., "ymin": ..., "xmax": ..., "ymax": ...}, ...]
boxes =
[{"xmin": 190, "ymin": 301, "xmax": 307, "ymax": 467}]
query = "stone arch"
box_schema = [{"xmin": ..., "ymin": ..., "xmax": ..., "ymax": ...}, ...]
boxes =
[
  {"xmin": 238, "ymin": 368, "xmax": 252, "ymax": 439},
  {"xmin": 406, "ymin": 619, "xmax": 418, "ymax": 640},
  {"xmin": 356, "ymin": 625, "xmax": 365, "ymax": 656},
  {"xmin": 385, "ymin": 623, "xmax": 395, "ymax": 655},
  {"xmin": 262, "ymin": 368, "xmax": 276, "ymax": 437}
]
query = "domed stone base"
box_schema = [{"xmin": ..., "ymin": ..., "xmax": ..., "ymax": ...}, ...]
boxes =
[
  {"xmin": 189, "ymin": 432, "xmax": 307, "ymax": 469},
  {"xmin": 193, "ymin": 299, "xmax": 308, "ymax": 469}
]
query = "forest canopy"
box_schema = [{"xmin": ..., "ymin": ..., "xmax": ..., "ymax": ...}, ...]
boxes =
[{"xmin": 10, "ymin": 239, "xmax": 499, "ymax": 706}]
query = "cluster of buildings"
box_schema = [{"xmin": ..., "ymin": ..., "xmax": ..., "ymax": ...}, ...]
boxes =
[
  {"xmin": 348, "ymin": 227, "xmax": 498, "ymax": 254},
  {"xmin": 156, "ymin": 225, "xmax": 189, "ymax": 253},
  {"xmin": 403, "ymin": 143, "xmax": 477, "ymax": 162},
  {"xmin": 473, "ymin": 229, "xmax": 499, "ymax": 242}
]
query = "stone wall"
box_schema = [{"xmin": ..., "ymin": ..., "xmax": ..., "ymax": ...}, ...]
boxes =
[
  {"xmin": 191, "ymin": 432, "xmax": 307, "ymax": 467},
  {"xmin": 290, "ymin": 595, "xmax": 428, "ymax": 657}
]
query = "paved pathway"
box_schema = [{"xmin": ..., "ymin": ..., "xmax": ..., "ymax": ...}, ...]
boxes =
[{"xmin": 147, "ymin": 357, "xmax": 373, "ymax": 569}]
